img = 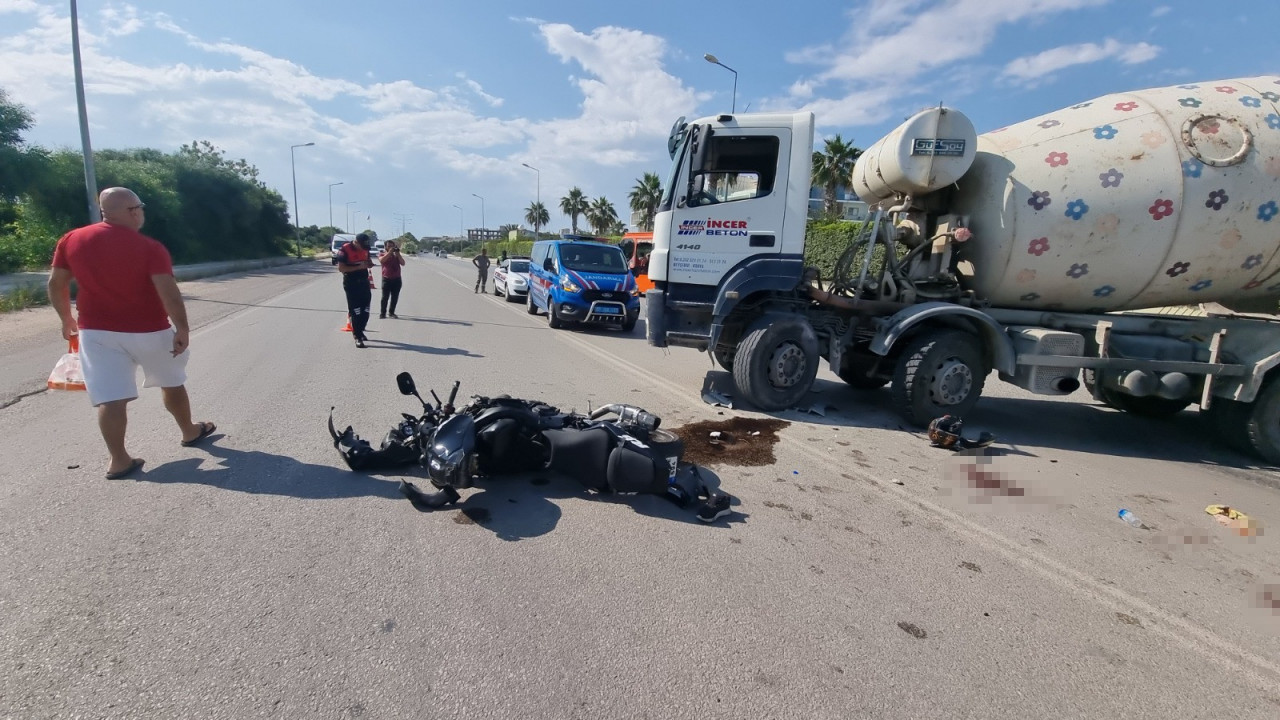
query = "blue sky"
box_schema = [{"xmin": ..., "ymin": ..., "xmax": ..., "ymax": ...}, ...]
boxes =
[{"xmin": 2, "ymin": 0, "xmax": 1277, "ymax": 238}]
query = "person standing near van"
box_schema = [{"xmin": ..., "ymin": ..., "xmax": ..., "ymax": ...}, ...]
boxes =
[
  {"xmin": 379, "ymin": 239, "xmax": 406, "ymax": 318},
  {"xmin": 336, "ymin": 233, "xmax": 375, "ymax": 348},
  {"xmin": 472, "ymin": 247, "xmax": 491, "ymax": 294}
]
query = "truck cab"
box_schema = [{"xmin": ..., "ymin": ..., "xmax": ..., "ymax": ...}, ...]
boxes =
[{"xmin": 647, "ymin": 113, "xmax": 814, "ymax": 365}]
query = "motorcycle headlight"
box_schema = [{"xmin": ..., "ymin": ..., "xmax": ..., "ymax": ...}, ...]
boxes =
[{"xmin": 561, "ymin": 276, "xmax": 581, "ymax": 293}]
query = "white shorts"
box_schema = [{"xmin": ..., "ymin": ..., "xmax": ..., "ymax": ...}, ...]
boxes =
[{"xmin": 78, "ymin": 328, "xmax": 189, "ymax": 406}]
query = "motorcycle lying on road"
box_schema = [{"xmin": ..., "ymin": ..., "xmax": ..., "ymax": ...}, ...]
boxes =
[{"xmin": 328, "ymin": 372, "xmax": 733, "ymax": 522}]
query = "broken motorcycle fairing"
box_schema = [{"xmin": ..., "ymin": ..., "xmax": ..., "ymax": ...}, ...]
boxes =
[{"xmin": 328, "ymin": 408, "xmax": 421, "ymax": 471}]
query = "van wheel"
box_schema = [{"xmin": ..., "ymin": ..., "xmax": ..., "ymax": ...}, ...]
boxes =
[
  {"xmin": 892, "ymin": 329, "xmax": 987, "ymax": 426},
  {"xmin": 621, "ymin": 314, "xmax": 637, "ymax": 332},
  {"xmin": 732, "ymin": 315, "xmax": 819, "ymax": 411},
  {"xmin": 548, "ymin": 302, "xmax": 564, "ymax": 329},
  {"xmin": 526, "ymin": 293, "xmax": 539, "ymax": 315}
]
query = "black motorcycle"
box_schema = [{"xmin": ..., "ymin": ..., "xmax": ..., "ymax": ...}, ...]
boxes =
[{"xmin": 329, "ymin": 372, "xmax": 732, "ymax": 521}]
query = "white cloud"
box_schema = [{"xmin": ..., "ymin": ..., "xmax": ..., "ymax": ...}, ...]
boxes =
[
  {"xmin": 456, "ymin": 73, "xmax": 503, "ymax": 108},
  {"xmin": 99, "ymin": 3, "xmax": 143, "ymax": 37},
  {"xmin": 0, "ymin": 0, "xmax": 42, "ymax": 14},
  {"xmin": 776, "ymin": 0, "xmax": 1115, "ymax": 128},
  {"xmin": 1000, "ymin": 39, "xmax": 1161, "ymax": 83},
  {"xmin": 1151, "ymin": 5, "xmax": 1172, "ymax": 17}
]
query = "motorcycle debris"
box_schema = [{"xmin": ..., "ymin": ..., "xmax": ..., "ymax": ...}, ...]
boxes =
[{"xmin": 701, "ymin": 390, "xmax": 734, "ymax": 408}]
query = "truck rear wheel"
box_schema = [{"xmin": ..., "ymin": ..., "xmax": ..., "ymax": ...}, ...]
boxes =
[
  {"xmin": 1204, "ymin": 397, "xmax": 1254, "ymax": 455},
  {"xmin": 1243, "ymin": 379, "xmax": 1280, "ymax": 465},
  {"xmin": 732, "ymin": 315, "xmax": 819, "ymax": 411},
  {"xmin": 892, "ymin": 329, "xmax": 986, "ymax": 426}
]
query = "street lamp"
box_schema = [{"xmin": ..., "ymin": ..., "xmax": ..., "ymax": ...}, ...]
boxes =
[
  {"xmin": 290, "ymin": 141, "xmax": 315, "ymax": 257},
  {"xmin": 521, "ymin": 163, "xmax": 540, "ymax": 207},
  {"xmin": 704, "ymin": 53, "xmax": 738, "ymax": 113},
  {"xmin": 452, "ymin": 204, "xmax": 464, "ymax": 242},
  {"xmin": 471, "ymin": 193, "xmax": 485, "ymax": 233},
  {"xmin": 345, "ymin": 201, "xmax": 357, "ymax": 232},
  {"xmin": 327, "ymin": 182, "xmax": 343, "ymax": 228},
  {"xmin": 70, "ymin": 0, "xmax": 99, "ymax": 222}
]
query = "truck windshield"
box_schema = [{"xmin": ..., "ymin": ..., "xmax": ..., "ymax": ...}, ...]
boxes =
[
  {"xmin": 560, "ymin": 244, "xmax": 627, "ymax": 274},
  {"xmin": 658, "ymin": 128, "xmax": 688, "ymax": 213}
]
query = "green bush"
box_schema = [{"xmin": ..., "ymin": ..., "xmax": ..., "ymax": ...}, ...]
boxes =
[
  {"xmin": 0, "ymin": 201, "xmax": 62, "ymax": 272},
  {"xmin": 804, "ymin": 219, "xmax": 866, "ymax": 283}
]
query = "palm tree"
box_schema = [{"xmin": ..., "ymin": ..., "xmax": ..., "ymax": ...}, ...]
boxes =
[
  {"xmin": 586, "ymin": 196, "xmax": 617, "ymax": 236},
  {"xmin": 811, "ymin": 134, "xmax": 863, "ymax": 218},
  {"xmin": 559, "ymin": 187, "xmax": 589, "ymax": 234},
  {"xmin": 524, "ymin": 201, "xmax": 550, "ymax": 236},
  {"xmin": 627, "ymin": 172, "xmax": 662, "ymax": 231}
]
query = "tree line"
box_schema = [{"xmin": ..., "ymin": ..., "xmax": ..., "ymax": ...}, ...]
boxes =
[{"xmin": 0, "ymin": 89, "xmax": 295, "ymax": 273}]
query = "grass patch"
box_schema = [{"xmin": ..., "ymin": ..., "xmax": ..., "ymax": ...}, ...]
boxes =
[{"xmin": 0, "ymin": 284, "xmax": 50, "ymax": 313}]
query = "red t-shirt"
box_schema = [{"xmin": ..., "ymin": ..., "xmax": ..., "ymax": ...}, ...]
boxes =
[
  {"xmin": 380, "ymin": 251, "xmax": 403, "ymax": 279},
  {"xmin": 51, "ymin": 222, "xmax": 174, "ymax": 333}
]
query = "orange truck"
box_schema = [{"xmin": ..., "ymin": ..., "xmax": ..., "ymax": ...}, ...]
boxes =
[{"xmin": 618, "ymin": 231, "xmax": 655, "ymax": 294}]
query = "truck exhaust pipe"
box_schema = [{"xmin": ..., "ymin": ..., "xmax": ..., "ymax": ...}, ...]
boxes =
[{"xmin": 1050, "ymin": 376, "xmax": 1081, "ymax": 393}]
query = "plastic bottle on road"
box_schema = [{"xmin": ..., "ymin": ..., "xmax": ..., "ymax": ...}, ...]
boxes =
[{"xmin": 1118, "ymin": 509, "xmax": 1143, "ymax": 528}]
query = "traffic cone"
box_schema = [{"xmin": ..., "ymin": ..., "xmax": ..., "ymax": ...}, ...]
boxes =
[
  {"xmin": 368, "ymin": 271, "xmax": 376, "ymax": 290},
  {"xmin": 341, "ymin": 315, "xmax": 352, "ymax": 332}
]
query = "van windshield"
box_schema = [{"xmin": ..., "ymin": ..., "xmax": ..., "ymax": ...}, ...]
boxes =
[{"xmin": 560, "ymin": 244, "xmax": 627, "ymax": 274}]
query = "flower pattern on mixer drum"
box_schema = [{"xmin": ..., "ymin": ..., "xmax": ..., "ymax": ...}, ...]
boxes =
[
  {"xmin": 1038, "ymin": 119, "xmax": 1061, "ymax": 129},
  {"xmin": 1243, "ymin": 254, "xmax": 1264, "ymax": 270},
  {"xmin": 1065, "ymin": 199, "xmax": 1089, "ymax": 220},
  {"xmin": 1028, "ymin": 237, "xmax": 1050, "ymax": 256},
  {"xmin": 1099, "ymin": 168, "xmax": 1124, "ymax": 188},
  {"xmin": 1263, "ymin": 91, "xmax": 1280, "ymax": 102},
  {"xmin": 1067, "ymin": 263, "xmax": 1089, "ymax": 279},
  {"xmin": 1267, "ymin": 114, "xmax": 1280, "ymax": 130},
  {"xmin": 1028, "ymin": 190, "xmax": 1052, "ymax": 210},
  {"xmin": 1093, "ymin": 285, "xmax": 1116, "ymax": 298},
  {"xmin": 1240, "ymin": 96, "xmax": 1263, "ymax": 108},
  {"xmin": 1115, "ymin": 101, "xmax": 1139, "ymax": 112},
  {"xmin": 1182, "ymin": 158, "xmax": 1204, "ymax": 178},
  {"xmin": 1215, "ymin": 86, "xmax": 1238, "ymax": 94},
  {"xmin": 1206, "ymin": 190, "xmax": 1229, "ymax": 211},
  {"xmin": 1045, "ymin": 151, "xmax": 1069, "ymax": 167},
  {"xmin": 1166, "ymin": 262, "xmax": 1190, "ymax": 278},
  {"xmin": 1179, "ymin": 97, "xmax": 1202, "ymax": 108},
  {"xmin": 1191, "ymin": 279, "xmax": 1213, "ymax": 292},
  {"xmin": 1258, "ymin": 201, "xmax": 1279, "ymax": 222},
  {"xmin": 1093, "ymin": 125, "xmax": 1118, "ymax": 140}
]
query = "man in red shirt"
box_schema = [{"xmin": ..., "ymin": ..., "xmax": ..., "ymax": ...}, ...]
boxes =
[{"xmin": 47, "ymin": 187, "xmax": 217, "ymax": 479}]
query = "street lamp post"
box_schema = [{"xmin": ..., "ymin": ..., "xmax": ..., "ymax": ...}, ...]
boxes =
[
  {"xmin": 327, "ymin": 182, "xmax": 344, "ymax": 228},
  {"xmin": 451, "ymin": 204, "xmax": 464, "ymax": 242},
  {"xmin": 520, "ymin": 163, "xmax": 540, "ymax": 207},
  {"xmin": 345, "ymin": 201, "xmax": 357, "ymax": 232},
  {"xmin": 471, "ymin": 193, "xmax": 485, "ymax": 233},
  {"xmin": 70, "ymin": 0, "xmax": 99, "ymax": 222},
  {"xmin": 704, "ymin": 53, "xmax": 738, "ymax": 113},
  {"xmin": 290, "ymin": 142, "xmax": 315, "ymax": 257}
]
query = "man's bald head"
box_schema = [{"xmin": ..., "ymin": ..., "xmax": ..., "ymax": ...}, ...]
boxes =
[{"xmin": 99, "ymin": 187, "xmax": 145, "ymax": 230}]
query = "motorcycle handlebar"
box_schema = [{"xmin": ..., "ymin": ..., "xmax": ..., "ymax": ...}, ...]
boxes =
[{"xmin": 589, "ymin": 404, "xmax": 659, "ymax": 431}]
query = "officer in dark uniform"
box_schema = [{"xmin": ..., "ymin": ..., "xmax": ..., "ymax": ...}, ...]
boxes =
[{"xmin": 336, "ymin": 233, "xmax": 375, "ymax": 347}]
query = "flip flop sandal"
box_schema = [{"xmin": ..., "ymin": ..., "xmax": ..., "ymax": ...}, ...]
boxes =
[
  {"xmin": 181, "ymin": 422, "xmax": 217, "ymax": 447},
  {"xmin": 105, "ymin": 458, "xmax": 145, "ymax": 480}
]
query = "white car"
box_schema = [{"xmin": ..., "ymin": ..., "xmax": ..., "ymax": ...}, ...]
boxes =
[{"xmin": 493, "ymin": 258, "xmax": 530, "ymax": 302}]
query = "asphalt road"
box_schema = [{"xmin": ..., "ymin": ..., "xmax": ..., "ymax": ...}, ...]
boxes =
[{"xmin": 2, "ymin": 257, "xmax": 1278, "ymax": 719}]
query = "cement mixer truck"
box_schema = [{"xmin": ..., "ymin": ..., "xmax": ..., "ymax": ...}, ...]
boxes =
[{"xmin": 644, "ymin": 76, "xmax": 1280, "ymax": 463}]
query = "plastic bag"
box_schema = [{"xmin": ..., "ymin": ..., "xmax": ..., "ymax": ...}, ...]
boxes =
[{"xmin": 47, "ymin": 336, "xmax": 86, "ymax": 391}]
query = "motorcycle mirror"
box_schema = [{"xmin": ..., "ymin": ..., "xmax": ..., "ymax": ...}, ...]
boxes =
[{"xmin": 396, "ymin": 372, "xmax": 418, "ymax": 397}]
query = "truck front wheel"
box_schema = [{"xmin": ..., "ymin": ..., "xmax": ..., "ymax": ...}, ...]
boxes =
[
  {"xmin": 733, "ymin": 315, "xmax": 819, "ymax": 411},
  {"xmin": 892, "ymin": 329, "xmax": 987, "ymax": 426}
]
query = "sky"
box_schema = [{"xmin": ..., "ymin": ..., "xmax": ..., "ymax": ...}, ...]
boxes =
[{"xmin": 1, "ymin": 0, "xmax": 1277, "ymax": 239}]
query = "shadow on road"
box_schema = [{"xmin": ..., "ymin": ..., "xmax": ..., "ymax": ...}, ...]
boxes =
[
  {"xmin": 409, "ymin": 467, "xmax": 744, "ymax": 541},
  {"xmin": 363, "ymin": 339, "xmax": 483, "ymax": 357},
  {"xmin": 139, "ymin": 441, "xmax": 403, "ymax": 501},
  {"xmin": 699, "ymin": 370, "xmax": 1273, "ymax": 471}
]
